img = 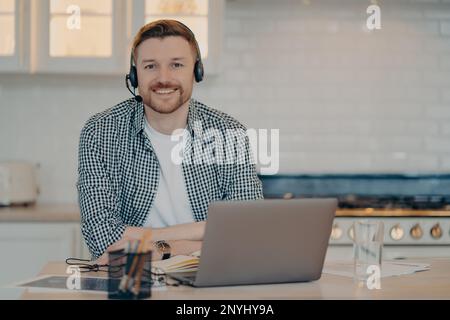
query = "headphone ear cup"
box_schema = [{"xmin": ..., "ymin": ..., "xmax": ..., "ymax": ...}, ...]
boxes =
[
  {"xmin": 194, "ymin": 60, "xmax": 204, "ymax": 83},
  {"xmin": 129, "ymin": 66, "xmax": 138, "ymax": 88}
]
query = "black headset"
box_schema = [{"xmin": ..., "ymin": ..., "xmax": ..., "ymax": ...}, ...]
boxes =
[{"xmin": 125, "ymin": 21, "xmax": 204, "ymax": 102}]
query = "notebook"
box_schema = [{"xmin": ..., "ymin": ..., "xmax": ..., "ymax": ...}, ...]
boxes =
[{"xmin": 152, "ymin": 250, "xmax": 201, "ymax": 274}]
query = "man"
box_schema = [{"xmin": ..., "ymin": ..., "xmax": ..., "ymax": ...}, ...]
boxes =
[{"xmin": 77, "ymin": 20, "xmax": 263, "ymax": 262}]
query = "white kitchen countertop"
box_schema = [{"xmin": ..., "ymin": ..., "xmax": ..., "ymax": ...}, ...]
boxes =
[
  {"xmin": 0, "ymin": 203, "xmax": 80, "ymax": 222},
  {"xmin": 1, "ymin": 203, "xmax": 449, "ymax": 223}
]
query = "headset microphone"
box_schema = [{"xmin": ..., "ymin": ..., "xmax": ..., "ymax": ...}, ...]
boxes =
[
  {"xmin": 125, "ymin": 74, "xmax": 143, "ymax": 103},
  {"xmin": 132, "ymin": 93, "xmax": 142, "ymax": 102}
]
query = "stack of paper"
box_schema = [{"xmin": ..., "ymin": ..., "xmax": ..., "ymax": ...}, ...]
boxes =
[{"xmin": 322, "ymin": 260, "xmax": 431, "ymax": 278}]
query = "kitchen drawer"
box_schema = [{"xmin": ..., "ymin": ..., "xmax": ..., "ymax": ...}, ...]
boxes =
[{"xmin": 0, "ymin": 222, "xmax": 86, "ymax": 286}]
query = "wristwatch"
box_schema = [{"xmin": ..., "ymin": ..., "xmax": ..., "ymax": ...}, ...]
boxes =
[{"xmin": 155, "ymin": 240, "xmax": 171, "ymax": 260}]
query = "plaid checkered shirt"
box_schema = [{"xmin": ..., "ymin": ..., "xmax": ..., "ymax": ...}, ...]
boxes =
[{"xmin": 77, "ymin": 98, "xmax": 263, "ymax": 259}]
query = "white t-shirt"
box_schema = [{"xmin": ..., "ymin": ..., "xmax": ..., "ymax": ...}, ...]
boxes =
[{"xmin": 142, "ymin": 118, "xmax": 195, "ymax": 228}]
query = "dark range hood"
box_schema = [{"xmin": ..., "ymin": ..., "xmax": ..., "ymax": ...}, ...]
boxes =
[{"xmin": 258, "ymin": 174, "xmax": 450, "ymax": 211}]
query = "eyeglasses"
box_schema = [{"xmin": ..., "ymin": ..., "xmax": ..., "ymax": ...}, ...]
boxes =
[
  {"xmin": 65, "ymin": 257, "xmax": 179, "ymax": 287},
  {"xmin": 66, "ymin": 257, "xmax": 112, "ymax": 273}
]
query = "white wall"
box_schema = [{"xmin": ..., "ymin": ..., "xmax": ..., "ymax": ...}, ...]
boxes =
[{"xmin": 1, "ymin": 0, "xmax": 450, "ymax": 204}]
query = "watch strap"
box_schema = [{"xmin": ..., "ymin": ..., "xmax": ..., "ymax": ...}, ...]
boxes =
[{"xmin": 155, "ymin": 240, "xmax": 171, "ymax": 260}]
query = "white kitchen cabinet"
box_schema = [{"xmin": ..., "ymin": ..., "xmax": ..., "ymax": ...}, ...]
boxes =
[
  {"xmin": 0, "ymin": 0, "xmax": 30, "ymax": 72},
  {"xmin": 0, "ymin": 222, "xmax": 88, "ymax": 287},
  {"xmin": 0, "ymin": 0, "xmax": 223, "ymax": 74},
  {"xmin": 31, "ymin": 0, "xmax": 128, "ymax": 74}
]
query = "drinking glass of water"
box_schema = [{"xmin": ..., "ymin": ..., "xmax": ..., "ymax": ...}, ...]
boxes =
[{"xmin": 352, "ymin": 220, "xmax": 384, "ymax": 287}]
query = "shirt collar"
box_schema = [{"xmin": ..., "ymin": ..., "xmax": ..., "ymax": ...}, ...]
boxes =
[
  {"xmin": 133, "ymin": 99, "xmax": 145, "ymax": 136},
  {"xmin": 133, "ymin": 98, "xmax": 200, "ymax": 137}
]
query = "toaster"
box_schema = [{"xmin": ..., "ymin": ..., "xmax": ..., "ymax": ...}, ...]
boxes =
[{"xmin": 0, "ymin": 161, "xmax": 39, "ymax": 206}]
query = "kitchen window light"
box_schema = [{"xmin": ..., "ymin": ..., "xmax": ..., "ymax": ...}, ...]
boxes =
[
  {"xmin": 31, "ymin": 0, "xmax": 127, "ymax": 74},
  {"xmin": 0, "ymin": 0, "xmax": 30, "ymax": 72},
  {"xmin": 0, "ymin": 0, "xmax": 15, "ymax": 56},
  {"xmin": 49, "ymin": 0, "xmax": 113, "ymax": 57}
]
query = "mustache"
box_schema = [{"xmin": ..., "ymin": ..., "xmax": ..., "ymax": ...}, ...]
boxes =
[{"xmin": 150, "ymin": 82, "xmax": 180, "ymax": 90}]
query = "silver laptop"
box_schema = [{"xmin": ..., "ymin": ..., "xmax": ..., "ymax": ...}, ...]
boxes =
[{"xmin": 167, "ymin": 198, "xmax": 337, "ymax": 287}]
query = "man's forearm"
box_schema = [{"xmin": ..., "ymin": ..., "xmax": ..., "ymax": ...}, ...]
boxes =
[
  {"xmin": 151, "ymin": 221, "xmax": 206, "ymax": 241},
  {"xmin": 115, "ymin": 221, "xmax": 206, "ymax": 248},
  {"xmin": 98, "ymin": 223, "xmax": 205, "ymax": 264}
]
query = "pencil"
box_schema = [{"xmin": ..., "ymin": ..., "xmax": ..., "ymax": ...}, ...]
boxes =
[
  {"xmin": 119, "ymin": 240, "xmax": 139, "ymax": 292},
  {"xmin": 132, "ymin": 230, "xmax": 152, "ymax": 297}
]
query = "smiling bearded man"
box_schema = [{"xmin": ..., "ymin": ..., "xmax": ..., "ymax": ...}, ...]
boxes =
[{"xmin": 77, "ymin": 20, "xmax": 263, "ymax": 262}]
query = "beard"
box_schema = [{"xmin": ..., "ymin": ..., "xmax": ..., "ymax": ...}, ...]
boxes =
[{"xmin": 141, "ymin": 82, "xmax": 190, "ymax": 115}]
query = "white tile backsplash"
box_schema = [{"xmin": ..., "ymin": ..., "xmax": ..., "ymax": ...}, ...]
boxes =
[{"xmin": 1, "ymin": 0, "xmax": 450, "ymax": 203}]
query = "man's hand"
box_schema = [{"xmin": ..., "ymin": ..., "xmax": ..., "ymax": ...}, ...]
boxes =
[{"xmin": 94, "ymin": 227, "xmax": 152, "ymax": 264}]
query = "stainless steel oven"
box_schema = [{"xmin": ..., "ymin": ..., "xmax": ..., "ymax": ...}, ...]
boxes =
[{"xmin": 259, "ymin": 174, "xmax": 450, "ymax": 260}]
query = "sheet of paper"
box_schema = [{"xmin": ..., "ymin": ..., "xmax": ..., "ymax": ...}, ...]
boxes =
[{"xmin": 322, "ymin": 260, "xmax": 431, "ymax": 278}]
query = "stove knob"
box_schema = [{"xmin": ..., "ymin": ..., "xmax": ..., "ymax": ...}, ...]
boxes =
[
  {"xmin": 348, "ymin": 226, "xmax": 354, "ymax": 240},
  {"xmin": 283, "ymin": 192, "xmax": 294, "ymax": 199},
  {"xmin": 390, "ymin": 224, "xmax": 404, "ymax": 241},
  {"xmin": 410, "ymin": 224, "xmax": 423, "ymax": 239},
  {"xmin": 430, "ymin": 223, "xmax": 442, "ymax": 239},
  {"xmin": 330, "ymin": 224, "xmax": 343, "ymax": 240}
]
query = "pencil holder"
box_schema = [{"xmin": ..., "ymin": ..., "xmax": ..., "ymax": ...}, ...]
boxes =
[{"xmin": 107, "ymin": 249, "xmax": 152, "ymax": 299}]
